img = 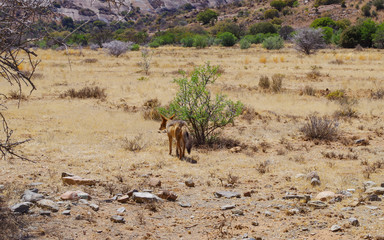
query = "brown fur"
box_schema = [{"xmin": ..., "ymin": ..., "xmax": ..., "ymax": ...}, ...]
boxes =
[{"xmin": 159, "ymin": 114, "xmax": 192, "ymax": 159}]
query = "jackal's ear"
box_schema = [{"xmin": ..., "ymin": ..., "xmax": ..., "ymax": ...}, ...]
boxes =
[
  {"xmin": 160, "ymin": 114, "xmax": 167, "ymax": 120},
  {"xmin": 169, "ymin": 114, "xmax": 175, "ymax": 120}
]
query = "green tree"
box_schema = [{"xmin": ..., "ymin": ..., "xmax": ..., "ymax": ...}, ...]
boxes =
[
  {"xmin": 61, "ymin": 17, "xmax": 74, "ymax": 29},
  {"xmin": 358, "ymin": 18, "xmax": 377, "ymax": 47},
  {"xmin": 218, "ymin": 32, "xmax": 237, "ymax": 46},
  {"xmin": 264, "ymin": 9, "xmax": 279, "ymax": 19},
  {"xmin": 160, "ymin": 63, "xmax": 243, "ymax": 145},
  {"xmin": 270, "ymin": 0, "xmax": 287, "ymax": 11},
  {"xmin": 262, "ymin": 35, "xmax": 284, "ymax": 49},
  {"xmin": 310, "ymin": 17, "xmax": 336, "ymax": 29},
  {"xmin": 196, "ymin": 9, "xmax": 218, "ymax": 25},
  {"xmin": 373, "ymin": 23, "xmax": 384, "ymax": 48},
  {"xmin": 339, "ymin": 25, "xmax": 361, "ymax": 48},
  {"xmin": 249, "ymin": 22, "xmax": 277, "ymax": 35}
]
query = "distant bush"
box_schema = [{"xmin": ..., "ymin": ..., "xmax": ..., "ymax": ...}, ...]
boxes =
[
  {"xmin": 361, "ymin": 3, "xmax": 372, "ymax": 16},
  {"xmin": 102, "ymin": 40, "xmax": 132, "ymax": 57},
  {"xmin": 358, "ymin": 18, "xmax": 377, "ymax": 47},
  {"xmin": 262, "ymin": 35, "xmax": 284, "ymax": 49},
  {"xmin": 181, "ymin": 37, "xmax": 195, "ymax": 47},
  {"xmin": 303, "ymin": 86, "xmax": 316, "ymax": 96},
  {"xmin": 271, "ymin": 74, "xmax": 284, "ymax": 92},
  {"xmin": 239, "ymin": 38, "xmax": 251, "ymax": 49},
  {"xmin": 315, "ymin": 0, "xmax": 341, "ymax": 5},
  {"xmin": 60, "ymin": 86, "xmax": 106, "ymax": 99},
  {"xmin": 196, "ymin": 9, "xmax": 218, "ymax": 25},
  {"xmin": 210, "ymin": 20, "xmax": 245, "ymax": 38},
  {"xmin": 340, "ymin": 26, "xmax": 361, "ymax": 48},
  {"xmin": 259, "ymin": 75, "xmax": 270, "ymax": 89},
  {"xmin": 326, "ymin": 90, "xmax": 344, "ymax": 100},
  {"xmin": 292, "ymin": 28, "xmax": 325, "ymax": 54},
  {"xmin": 218, "ymin": 32, "xmax": 237, "ymax": 46},
  {"xmin": 270, "ymin": 0, "xmax": 287, "ymax": 11},
  {"xmin": 373, "ymin": 24, "xmax": 384, "ymax": 48},
  {"xmin": 279, "ymin": 25, "xmax": 295, "ymax": 40},
  {"xmin": 334, "ymin": 97, "xmax": 358, "ymax": 118},
  {"xmin": 301, "ymin": 115, "xmax": 339, "ymax": 141},
  {"xmin": 131, "ymin": 44, "xmax": 140, "ymax": 51},
  {"xmin": 264, "ymin": 9, "xmax": 280, "ymax": 19},
  {"xmin": 193, "ymin": 35, "xmax": 208, "ymax": 48},
  {"xmin": 373, "ymin": 0, "xmax": 384, "ymax": 10},
  {"xmin": 249, "ymin": 22, "xmax": 277, "ymax": 35},
  {"xmin": 149, "ymin": 40, "xmax": 161, "ymax": 48},
  {"xmin": 310, "ymin": 17, "xmax": 336, "ymax": 29}
]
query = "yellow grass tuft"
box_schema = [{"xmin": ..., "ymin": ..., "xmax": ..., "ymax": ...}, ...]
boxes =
[
  {"xmin": 259, "ymin": 56, "xmax": 267, "ymax": 64},
  {"xmin": 244, "ymin": 56, "xmax": 250, "ymax": 65},
  {"xmin": 273, "ymin": 57, "xmax": 279, "ymax": 63}
]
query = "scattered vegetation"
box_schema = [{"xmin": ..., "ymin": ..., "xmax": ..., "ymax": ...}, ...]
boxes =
[
  {"xmin": 122, "ymin": 135, "xmax": 146, "ymax": 152},
  {"xmin": 102, "ymin": 40, "xmax": 132, "ymax": 57},
  {"xmin": 301, "ymin": 115, "xmax": 339, "ymax": 140},
  {"xmin": 258, "ymin": 75, "xmax": 270, "ymax": 89},
  {"xmin": 293, "ymin": 28, "xmax": 325, "ymax": 55},
  {"xmin": 60, "ymin": 86, "xmax": 106, "ymax": 99}
]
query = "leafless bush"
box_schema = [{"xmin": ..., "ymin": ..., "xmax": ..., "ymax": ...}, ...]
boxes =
[
  {"xmin": 83, "ymin": 58, "xmax": 98, "ymax": 64},
  {"xmin": 122, "ymin": 135, "xmax": 146, "ymax": 152},
  {"xmin": 371, "ymin": 88, "xmax": 384, "ymax": 99},
  {"xmin": 241, "ymin": 106, "xmax": 260, "ymax": 123},
  {"xmin": 60, "ymin": 86, "xmax": 106, "ymax": 99},
  {"xmin": 292, "ymin": 28, "xmax": 326, "ymax": 55},
  {"xmin": 90, "ymin": 44, "xmax": 99, "ymax": 51},
  {"xmin": 256, "ymin": 160, "xmax": 270, "ymax": 174},
  {"xmin": 139, "ymin": 48, "xmax": 153, "ymax": 75},
  {"xmin": 271, "ymin": 74, "xmax": 284, "ymax": 92},
  {"xmin": 301, "ymin": 115, "xmax": 339, "ymax": 141},
  {"xmin": 8, "ymin": 90, "xmax": 26, "ymax": 100},
  {"xmin": 259, "ymin": 75, "xmax": 270, "ymax": 89},
  {"xmin": 333, "ymin": 97, "xmax": 358, "ymax": 118},
  {"xmin": 0, "ymin": 197, "xmax": 27, "ymax": 240},
  {"xmin": 102, "ymin": 40, "xmax": 132, "ymax": 57},
  {"xmin": 302, "ymin": 86, "xmax": 316, "ymax": 96}
]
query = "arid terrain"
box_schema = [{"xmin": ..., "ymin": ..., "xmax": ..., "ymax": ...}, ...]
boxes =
[{"xmin": 1, "ymin": 45, "xmax": 384, "ymax": 239}]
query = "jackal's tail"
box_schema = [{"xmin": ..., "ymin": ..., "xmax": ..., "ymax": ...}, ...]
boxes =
[{"xmin": 183, "ymin": 129, "xmax": 192, "ymax": 154}]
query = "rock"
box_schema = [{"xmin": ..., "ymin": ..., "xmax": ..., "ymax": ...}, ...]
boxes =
[
  {"xmin": 295, "ymin": 174, "xmax": 306, "ymax": 179},
  {"xmin": 60, "ymin": 190, "xmax": 89, "ymax": 200},
  {"xmin": 366, "ymin": 205, "xmax": 379, "ymax": 210},
  {"xmin": 315, "ymin": 191, "xmax": 335, "ymax": 201},
  {"xmin": 288, "ymin": 208, "xmax": 300, "ymax": 215},
  {"xmin": 349, "ymin": 217, "xmax": 359, "ymax": 226},
  {"xmin": 75, "ymin": 214, "xmax": 82, "ymax": 220},
  {"xmin": 308, "ymin": 201, "xmax": 328, "ymax": 209},
  {"xmin": 179, "ymin": 202, "xmax": 191, "ymax": 208},
  {"xmin": 0, "ymin": 185, "xmax": 4, "ymax": 191},
  {"xmin": 232, "ymin": 209, "xmax": 244, "ymax": 216},
  {"xmin": 79, "ymin": 199, "xmax": 89, "ymax": 205},
  {"xmin": 61, "ymin": 172, "xmax": 96, "ymax": 186},
  {"xmin": 252, "ymin": 221, "xmax": 259, "ymax": 226},
  {"xmin": 185, "ymin": 179, "xmax": 195, "ymax": 187},
  {"xmin": 341, "ymin": 207, "xmax": 354, "ymax": 211},
  {"xmin": 22, "ymin": 189, "xmax": 44, "ymax": 203},
  {"xmin": 39, "ymin": 210, "xmax": 51, "ymax": 216},
  {"xmin": 148, "ymin": 178, "xmax": 161, "ymax": 188},
  {"xmin": 158, "ymin": 190, "xmax": 178, "ymax": 201},
  {"xmin": 355, "ymin": 139, "xmax": 369, "ymax": 145},
  {"xmin": 36, "ymin": 199, "xmax": 59, "ymax": 212},
  {"xmin": 214, "ymin": 191, "xmax": 241, "ymax": 199},
  {"xmin": 307, "ymin": 171, "xmax": 320, "ymax": 181},
  {"xmin": 347, "ymin": 189, "xmax": 356, "ymax": 193},
  {"xmin": 29, "ymin": 182, "xmax": 43, "ymax": 187},
  {"xmin": 311, "ymin": 178, "xmax": 321, "ymax": 186},
  {"xmin": 111, "ymin": 215, "xmax": 125, "ymax": 223},
  {"xmin": 62, "ymin": 210, "xmax": 71, "ymax": 215},
  {"xmin": 264, "ymin": 211, "xmax": 272, "ymax": 217},
  {"xmin": 230, "ymin": 146, "xmax": 241, "ymax": 153},
  {"xmin": 11, "ymin": 202, "xmax": 32, "ymax": 213},
  {"xmin": 117, "ymin": 207, "xmax": 126, "ymax": 213},
  {"xmin": 364, "ymin": 181, "xmax": 377, "ymax": 189},
  {"xmin": 89, "ymin": 203, "xmax": 99, "ymax": 211},
  {"xmin": 330, "ymin": 225, "xmax": 341, "ymax": 232},
  {"xmin": 221, "ymin": 204, "xmax": 236, "ymax": 210},
  {"xmin": 365, "ymin": 187, "xmax": 384, "ymax": 195},
  {"xmin": 132, "ymin": 192, "xmax": 162, "ymax": 203},
  {"xmin": 244, "ymin": 191, "xmax": 252, "ymax": 197},
  {"xmin": 127, "ymin": 189, "xmax": 138, "ymax": 197},
  {"xmin": 367, "ymin": 195, "xmax": 382, "ymax": 201},
  {"xmin": 376, "ymin": 235, "xmax": 384, "ymax": 240},
  {"xmin": 338, "ymin": 190, "xmax": 353, "ymax": 197},
  {"xmin": 283, "ymin": 195, "xmax": 311, "ymax": 202},
  {"xmin": 117, "ymin": 195, "xmax": 130, "ymax": 203},
  {"xmin": 77, "ymin": 191, "xmax": 90, "ymax": 199}
]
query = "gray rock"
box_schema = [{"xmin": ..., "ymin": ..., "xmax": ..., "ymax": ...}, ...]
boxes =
[
  {"xmin": 22, "ymin": 189, "xmax": 44, "ymax": 203},
  {"xmin": 308, "ymin": 201, "xmax": 328, "ymax": 209},
  {"xmin": 366, "ymin": 205, "xmax": 379, "ymax": 210},
  {"xmin": 0, "ymin": 185, "xmax": 5, "ymax": 191},
  {"xmin": 367, "ymin": 195, "xmax": 382, "ymax": 201},
  {"xmin": 311, "ymin": 178, "xmax": 321, "ymax": 186},
  {"xmin": 252, "ymin": 221, "xmax": 259, "ymax": 226},
  {"xmin": 79, "ymin": 199, "xmax": 89, "ymax": 205},
  {"xmin": 117, "ymin": 207, "xmax": 126, "ymax": 213},
  {"xmin": 132, "ymin": 192, "xmax": 162, "ymax": 203},
  {"xmin": 347, "ymin": 189, "xmax": 356, "ymax": 193},
  {"xmin": 39, "ymin": 210, "xmax": 51, "ymax": 216},
  {"xmin": 214, "ymin": 191, "xmax": 241, "ymax": 199},
  {"xmin": 295, "ymin": 173, "xmax": 306, "ymax": 179},
  {"xmin": 365, "ymin": 187, "xmax": 384, "ymax": 195},
  {"xmin": 62, "ymin": 210, "xmax": 71, "ymax": 215},
  {"xmin": 36, "ymin": 199, "xmax": 59, "ymax": 212},
  {"xmin": 11, "ymin": 202, "xmax": 32, "ymax": 213},
  {"xmin": 179, "ymin": 202, "xmax": 191, "ymax": 208},
  {"xmin": 283, "ymin": 195, "xmax": 310, "ymax": 201},
  {"xmin": 349, "ymin": 217, "xmax": 359, "ymax": 226},
  {"xmin": 89, "ymin": 203, "xmax": 99, "ymax": 211},
  {"xmin": 221, "ymin": 204, "xmax": 236, "ymax": 210},
  {"xmin": 185, "ymin": 179, "xmax": 195, "ymax": 187},
  {"xmin": 264, "ymin": 211, "xmax": 272, "ymax": 216},
  {"xmin": 232, "ymin": 209, "xmax": 244, "ymax": 216},
  {"xmin": 288, "ymin": 208, "xmax": 300, "ymax": 215},
  {"xmin": 341, "ymin": 207, "xmax": 354, "ymax": 211},
  {"xmin": 338, "ymin": 190, "xmax": 353, "ymax": 197},
  {"xmin": 111, "ymin": 215, "xmax": 125, "ymax": 223},
  {"xmin": 364, "ymin": 181, "xmax": 377, "ymax": 189},
  {"xmin": 330, "ymin": 225, "xmax": 341, "ymax": 232},
  {"xmin": 307, "ymin": 171, "xmax": 320, "ymax": 181},
  {"xmin": 77, "ymin": 192, "xmax": 90, "ymax": 200},
  {"xmin": 29, "ymin": 182, "xmax": 43, "ymax": 187}
]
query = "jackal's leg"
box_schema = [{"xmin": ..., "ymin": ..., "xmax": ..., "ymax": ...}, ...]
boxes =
[{"xmin": 168, "ymin": 135, "xmax": 172, "ymax": 155}]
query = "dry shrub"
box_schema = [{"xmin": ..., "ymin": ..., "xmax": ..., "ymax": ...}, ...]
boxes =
[
  {"xmin": 371, "ymin": 88, "xmax": 384, "ymax": 99},
  {"xmin": 241, "ymin": 106, "xmax": 260, "ymax": 123},
  {"xmin": 258, "ymin": 75, "xmax": 270, "ymax": 89},
  {"xmin": 306, "ymin": 66, "xmax": 321, "ymax": 80},
  {"xmin": 83, "ymin": 58, "xmax": 98, "ymax": 64},
  {"xmin": 205, "ymin": 136, "xmax": 246, "ymax": 150},
  {"xmin": 271, "ymin": 74, "xmax": 284, "ymax": 93},
  {"xmin": 302, "ymin": 85, "xmax": 316, "ymax": 96},
  {"xmin": 0, "ymin": 198, "xmax": 27, "ymax": 240},
  {"xmin": 301, "ymin": 115, "xmax": 339, "ymax": 141},
  {"xmin": 60, "ymin": 86, "xmax": 106, "ymax": 99},
  {"xmin": 143, "ymin": 98, "xmax": 161, "ymax": 121},
  {"xmin": 259, "ymin": 56, "xmax": 267, "ymax": 64},
  {"xmin": 256, "ymin": 160, "xmax": 270, "ymax": 174},
  {"xmin": 8, "ymin": 90, "xmax": 26, "ymax": 100},
  {"xmin": 329, "ymin": 59, "xmax": 344, "ymax": 65},
  {"xmin": 333, "ymin": 97, "xmax": 358, "ymax": 118},
  {"xmin": 122, "ymin": 135, "xmax": 146, "ymax": 152}
]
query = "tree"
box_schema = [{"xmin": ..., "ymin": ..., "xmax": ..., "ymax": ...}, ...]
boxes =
[
  {"xmin": 160, "ymin": 63, "xmax": 243, "ymax": 145},
  {"xmin": 196, "ymin": 9, "xmax": 218, "ymax": 25},
  {"xmin": 358, "ymin": 18, "xmax": 377, "ymax": 47},
  {"xmin": 292, "ymin": 28, "xmax": 326, "ymax": 54},
  {"xmin": 340, "ymin": 25, "xmax": 362, "ymax": 48},
  {"xmin": 279, "ymin": 25, "xmax": 295, "ymax": 40},
  {"xmin": 102, "ymin": 40, "xmax": 132, "ymax": 57},
  {"xmin": 249, "ymin": 22, "xmax": 277, "ymax": 35},
  {"xmin": 218, "ymin": 32, "xmax": 237, "ymax": 46},
  {"xmin": 373, "ymin": 24, "xmax": 384, "ymax": 48}
]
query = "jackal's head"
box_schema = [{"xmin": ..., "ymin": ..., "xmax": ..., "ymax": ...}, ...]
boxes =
[{"xmin": 159, "ymin": 114, "xmax": 175, "ymax": 130}]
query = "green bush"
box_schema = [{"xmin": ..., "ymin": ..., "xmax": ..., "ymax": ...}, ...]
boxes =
[
  {"xmin": 315, "ymin": 0, "xmax": 341, "ymax": 5},
  {"xmin": 270, "ymin": 0, "xmax": 287, "ymax": 11},
  {"xmin": 373, "ymin": 24, "xmax": 384, "ymax": 48},
  {"xmin": 239, "ymin": 38, "xmax": 251, "ymax": 49},
  {"xmin": 149, "ymin": 40, "xmax": 161, "ymax": 48},
  {"xmin": 196, "ymin": 9, "xmax": 218, "ymax": 25},
  {"xmin": 181, "ymin": 37, "xmax": 195, "ymax": 47},
  {"xmin": 310, "ymin": 17, "xmax": 336, "ymax": 29},
  {"xmin": 131, "ymin": 44, "xmax": 140, "ymax": 51},
  {"xmin": 218, "ymin": 32, "xmax": 237, "ymax": 46},
  {"xmin": 326, "ymin": 90, "xmax": 344, "ymax": 100},
  {"xmin": 193, "ymin": 35, "xmax": 208, "ymax": 48},
  {"xmin": 159, "ymin": 63, "xmax": 243, "ymax": 145},
  {"xmin": 210, "ymin": 20, "xmax": 245, "ymax": 38},
  {"xmin": 358, "ymin": 18, "xmax": 377, "ymax": 47},
  {"xmin": 339, "ymin": 26, "xmax": 361, "ymax": 48},
  {"xmin": 264, "ymin": 9, "xmax": 280, "ymax": 19},
  {"xmin": 321, "ymin": 26, "xmax": 333, "ymax": 43},
  {"xmin": 262, "ymin": 35, "xmax": 284, "ymax": 49},
  {"xmin": 249, "ymin": 22, "xmax": 277, "ymax": 35},
  {"xmin": 361, "ymin": 4, "xmax": 371, "ymax": 16}
]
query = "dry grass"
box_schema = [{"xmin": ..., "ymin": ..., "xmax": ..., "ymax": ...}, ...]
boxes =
[{"xmin": 1, "ymin": 46, "xmax": 384, "ymax": 239}]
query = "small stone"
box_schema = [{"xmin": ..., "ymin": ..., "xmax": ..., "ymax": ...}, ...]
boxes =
[
  {"xmin": 307, "ymin": 171, "xmax": 320, "ymax": 181},
  {"xmin": 148, "ymin": 178, "xmax": 161, "ymax": 188},
  {"xmin": 283, "ymin": 195, "xmax": 311, "ymax": 202},
  {"xmin": 158, "ymin": 190, "xmax": 178, "ymax": 201},
  {"xmin": 295, "ymin": 174, "xmax": 306, "ymax": 179},
  {"xmin": 179, "ymin": 202, "xmax": 191, "ymax": 208},
  {"xmin": 349, "ymin": 217, "xmax": 359, "ymax": 226},
  {"xmin": 61, "ymin": 172, "xmax": 96, "ymax": 186},
  {"xmin": 366, "ymin": 205, "xmax": 379, "ymax": 210},
  {"xmin": 214, "ymin": 191, "xmax": 241, "ymax": 199},
  {"xmin": 338, "ymin": 190, "xmax": 353, "ymax": 197},
  {"xmin": 0, "ymin": 185, "xmax": 4, "ymax": 191},
  {"xmin": 364, "ymin": 181, "xmax": 377, "ymax": 189},
  {"xmin": 330, "ymin": 225, "xmax": 341, "ymax": 232},
  {"xmin": 75, "ymin": 214, "xmax": 82, "ymax": 220},
  {"xmin": 127, "ymin": 189, "xmax": 138, "ymax": 197},
  {"xmin": 111, "ymin": 215, "xmax": 125, "ymax": 223},
  {"xmin": 11, "ymin": 202, "xmax": 32, "ymax": 213},
  {"xmin": 308, "ymin": 201, "xmax": 328, "ymax": 209},
  {"xmin": 244, "ymin": 191, "xmax": 252, "ymax": 197},
  {"xmin": 347, "ymin": 189, "xmax": 355, "ymax": 193},
  {"xmin": 252, "ymin": 221, "xmax": 259, "ymax": 226},
  {"xmin": 132, "ymin": 192, "xmax": 162, "ymax": 203},
  {"xmin": 117, "ymin": 195, "xmax": 130, "ymax": 203},
  {"xmin": 221, "ymin": 204, "xmax": 236, "ymax": 210},
  {"xmin": 36, "ymin": 199, "xmax": 59, "ymax": 212},
  {"xmin": 185, "ymin": 179, "xmax": 195, "ymax": 187},
  {"xmin": 264, "ymin": 211, "xmax": 272, "ymax": 217},
  {"xmin": 341, "ymin": 207, "xmax": 354, "ymax": 211},
  {"xmin": 39, "ymin": 210, "xmax": 51, "ymax": 216},
  {"xmin": 89, "ymin": 204, "xmax": 99, "ymax": 211},
  {"xmin": 22, "ymin": 189, "xmax": 44, "ymax": 203},
  {"xmin": 117, "ymin": 207, "xmax": 126, "ymax": 213},
  {"xmin": 62, "ymin": 210, "xmax": 71, "ymax": 215},
  {"xmin": 315, "ymin": 191, "xmax": 335, "ymax": 201},
  {"xmin": 355, "ymin": 139, "xmax": 369, "ymax": 146},
  {"xmin": 288, "ymin": 208, "xmax": 300, "ymax": 215},
  {"xmin": 302, "ymin": 227, "xmax": 309, "ymax": 231},
  {"xmin": 79, "ymin": 199, "xmax": 89, "ymax": 205},
  {"xmin": 230, "ymin": 146, "xmax": 241, "ymax": 153},
  {"xmin": 232, "ymin": 209, "xmax": 244, "ymax": 215},
  {"xmin": 29, "ymin": 182, "xmax": 43, "ymax": 187},
  {"xmin": 311, "ymin": 178, "xmax": 321, "ymax": 186},
  {"xmin": 60, "ymin": 190, "xmax": 89, "ymax": 200},
  {"xmin": 365, "ymin": 187, "xmax": 384, "ymax": 195},
  {"xmin": 367, "ymin": 195, "xmax": 382, "ymax": 202}
]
